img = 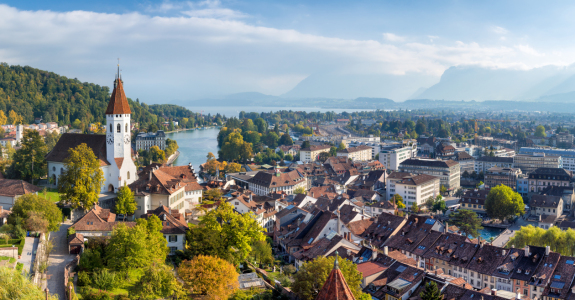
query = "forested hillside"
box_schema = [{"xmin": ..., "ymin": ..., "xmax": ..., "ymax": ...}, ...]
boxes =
[{"xmin": 0, "ymin": 63, "xmax": 205, "ymax": 129}]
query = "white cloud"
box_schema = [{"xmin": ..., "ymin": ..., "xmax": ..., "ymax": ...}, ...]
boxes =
[
  {"xmin": 382, "ymin": 32, "xmax": 406, "ymax": 42},
  {"xmin": 492, "ymin": 26, "xmax": 509, "ymax": 35},
  {"xmin": 0, "ymin": 4, "xmax": 569, "ymax": 101}
]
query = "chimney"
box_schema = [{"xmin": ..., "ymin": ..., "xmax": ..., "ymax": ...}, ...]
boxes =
[
  {"xmin": 491, "ymin": 289, "xmax": 497, "ymax": 296},
  {"xmin": 502, "ymin": 249, "xmax": 506, "ymax": 256},
  {"xmin": 444, "ymin": 222, "xmax": 448, "ymax": 233},
  {"xmin": 384, "ymin": 246, "xmax": 388, "ymax": 256},
  {"xmin": 525, "ymin": 245, "xmax": 530, "ymax": 257},
  {"xmin": 149, "ymin": 169, "xmax": 153, "ymax": 181},
  {"xmin": 248, "ymin": 194, "xmax": 253, "ymax": 203},
  {"xmin": 546, "ymin": 245, "xmax": 550, "ymax": 256},
  {"xmin": 388, "ymin": 220, "xmax": 390, "ymax": 225}
]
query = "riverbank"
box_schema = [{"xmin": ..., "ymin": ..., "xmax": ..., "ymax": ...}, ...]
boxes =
[
  {"xmin": 166, "ymin": 150, "xmax": 180, "ymax": 166},
  {"xmin": 164, "ymin": 126, "xmax": 221, "ymax": 134},
  {"xmin": 165, "ymin": 127, "xmax": 220, "ymax": 170}
]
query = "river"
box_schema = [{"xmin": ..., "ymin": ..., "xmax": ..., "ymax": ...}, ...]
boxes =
[
  {"xmin": 167, "ymin": 128, "xmax": 220, "ymax": 171},
  {"xmin": 187, "ymin": 106, "xmax": 381, "ymax": 118}
]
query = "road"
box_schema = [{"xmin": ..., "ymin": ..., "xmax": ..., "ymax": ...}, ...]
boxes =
[
  {"xmin": 19, "ymin": 236, "xmax": 39, "ymax": 274},
  {"xmin": 46, "ymin": 222, "xmax": 74, "ymax": 300}
]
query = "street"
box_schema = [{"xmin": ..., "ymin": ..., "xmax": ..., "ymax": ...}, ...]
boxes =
[
  {"xmin": 46, "ymin": 222, "xmax": 74, "ymax": 300},
  {"xmin": 20, "ymin": 236, "xmax": 39, "ymax": 274}
]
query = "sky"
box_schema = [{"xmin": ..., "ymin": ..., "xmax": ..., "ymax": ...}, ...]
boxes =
[{"xmin": 2, "ymin": 0, "xmax": 575, "ymax": 103}]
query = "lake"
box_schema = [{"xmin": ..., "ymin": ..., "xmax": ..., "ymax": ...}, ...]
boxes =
[
  {"xmin": 187, "ymin": 106, "xmax": 380, "ymax": 118},
  {"xmin": 167, "ymin": 128, "xmax": 220, "ymax": 173}
]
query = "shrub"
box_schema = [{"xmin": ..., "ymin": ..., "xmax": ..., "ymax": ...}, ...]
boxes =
[
  {"xmin": 18, "ymin": 238, "xmax": 25, "ymax": 255},
  {"xmin": 16, "ymin": 262, "xmax": 23, "ymax": 272},
  {"xmin": 283, "ymin": 264, "xmax": 296, "ymax": 275},
  {"xmin": 78, "ymin": 271, "xmax": 91, "ymax": 286},
  {"xmin": 91, "ymin": 269, "xmax": 117, "ymax": 291},
  {"xmin": 82, "ymin": 289, "xmax": 113, "ymax": 300},
  {"xmin": 0, "ymin": 233, "xmax": 10, "ymax": 244},
  {"xmin": 67, "ymin": 227, "xmax": 76, "ymax": 237}
]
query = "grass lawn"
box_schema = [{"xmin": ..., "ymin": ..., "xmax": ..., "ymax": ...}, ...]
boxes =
[
  {"xmin": 39, "ymin": 188, "xmax": 61, "ymax": 203},
  {"xmin": 0, "ymin": 256, "xmax": 16, "ymax": 264},
  {"xmin": 79, "ymin": 268, "xmax": 144, "ymax": 298}
]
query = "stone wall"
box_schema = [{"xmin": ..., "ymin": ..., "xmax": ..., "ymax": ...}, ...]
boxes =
[{"xmin": 0, "ymin": 247, "xmax": 17, "ymax": 258}]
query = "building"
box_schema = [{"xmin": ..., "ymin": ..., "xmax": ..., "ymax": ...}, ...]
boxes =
[
  {"xmin": 135, "ymin": 130, "xmax": 166, "ymax": 151},
  {"xmin": 47, "ymin": 73, "xmax": 137, "ymax": 193},
  {"xmin": 229, "ymin": 193, "xmax": 277, "ymax": 232},
  {"xmin": 553, "ymin": 132, "xmax": 574, "ymax": 147},
  {"xmin": 517, "ymin": 174, "xmax": 529, "ymax": 196},
  {"xmin": 474, "ymin": 156, "xmax": 514, "ymax": 173},
  {"xmin": 527, "ymin": 168, "xmax": 573, "ymax": 193},
  {"xmin": 484, "ymin": 167, "xmax": 522, "ymax": 189},
  {"xmin": 453, "ymin": 151, "xmax": 475, "ymax": 174},
  {"xmin": 513, "ymin": 153, "xmax": 562, "ymax": 175},
  {"xmin": 300, "ymin": 145, "xmax": 331, "ymax": 163},
  {"xmin": 529, "ymin": 194, "xmax": 563, "ymax": 229},
  {"xmin": 316, "ymin": 253, "xmax": 357, "ymax": 300},
  {"xmin": 519, "ymin": 147, "xmax": 575, "ymax": 173},
  {"xmin": 458, "ymin": 189, "xmax": 490, "ymax": 215},
  {"xmin": 0, "ymin": 179, "xmax": 42, "ymax": 209},
  {"xmin": 386, "ymin": 174, "xmax": 440, "ymax": 207},
  {"xmin": 398, "ymin": 159, "xmax": 460, "ymax": 194},
  {"xmin": 379, "ymin": 145, "xmax": 416, "ymax": 171},
  {"xmin": 129, "ymin": 164, "xmax": 201, "ymax": 217},
  {"xmin": 141, "ymin": 206, "xmax": 188, "ymax": 254},
  {"xmin": 71, "ymin": 205, "xmax": 136, "ymax": 237},
  {"xmin": 337, "ymin": 145, "xmax": 373, "ymax": 162},
  {"xmin": 248, "ymin": 169, "xmax": 307, "ymax": 196}
]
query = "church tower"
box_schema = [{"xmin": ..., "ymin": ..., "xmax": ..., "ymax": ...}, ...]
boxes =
[{"xmin": 105, "ymin": 66, "xmax": 136, "ymax": 191}]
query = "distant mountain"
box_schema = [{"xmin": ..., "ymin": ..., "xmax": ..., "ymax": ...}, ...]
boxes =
[{"xmin": 413, "ymin": 65, "xmax": 575, "ymax": 102}]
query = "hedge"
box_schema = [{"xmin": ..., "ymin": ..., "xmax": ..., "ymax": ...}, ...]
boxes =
[{"xmin": 0, "ymin": 238, "xmax": 25, "ymax": 255}]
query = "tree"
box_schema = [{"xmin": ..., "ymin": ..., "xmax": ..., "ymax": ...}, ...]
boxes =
[
  {"xmin": 0, "ymin": 266, "xmax": 59, "ymax": 300},
  {"xmin": 187, "ymin": 202, "xmax": 265, "ymax": 263},
  {"xmin": 432, "ymin": 200, "xmax": 447, "ymax": 213},
  {"xmin": 454, "ymin": 188, "xmax": 465, "ymax": 198},
  {"xmin": 25, "ymin": 211, "xmax": 49, "ymax": 233},
  {"xmin": 225, "ymin": 162, "xmax": 242, "ymax": 173},
  {"xmin": 420, "ymin": 281, "xmax": 443, "ymax": 300},
  {"xmin": 449, "ymin": 209, "xmax": 483, "ymax": 237},
  {"xmin": 285, "ymin": 154, "xmax": 294, "ymax": 161},
  {"xmin": 329, "ymin": 146, "xmax": 337, "ymax": 156},
  {"xmin": 264, "ymin": 132, "xmax": 279, "ymax": 148},
  {"xmin": 8, "ymin": 110, "xmax": 23, "ymax": 125},
  {"xmin": 220, "ymin": 131, "xmax": 252, "ymax": 162},
  {"xmin": 58, "ymin": 143, "xmax": 105, "ymax": 209},
  {"xmin": 440, "ymin": 185, "xmax": 447, "ymax": 195},
  {"xmin": 391, "ymin": 194, "xmax": 405, "ymax": 209},
  {"xmin": 279, "ymin": 133, "xmax": 293, "ymax": 146},
  {"xmin": 105, "ymin": 217, "xmax": 168, "ymax": 270},
  {"xmin": 115, "ymin": 186, "xmax": 137, "ymax": 220},
  {"xmin": 251, "ymin": 240, "xmax": 274, "ymax": 265},
  {"xmin": 178, "ymin": 255, "xmax": 239, "ymax": 300},
  {"xmin": 292, "ymin": 255, "xmax": 366, "ymax": 300},
  {"xmin": 148, "ymin": 145, "xmax": 166, "ymax": 163},
  {"xmin": 294, "ymin": 186, "xmax": 306, "ymax": 195},
  {"xmin": 485, "ymin": 184, "xmax": 525, "ymax": 221},
  {"xmin": 507, "ymin": 225, "xmax": 575, "ymax": 256},
  {"xmin": 337, "ymin": 142, "xmax": 346, "ymax": 151},
  {"xmin": 8, "ymin": 130, "xmax": 48, "ymax": 183},
  {"xmin": 129, "ymin": 263, "xmax": 186, "ymax": 300},
  {"xmin": 318, "ymin": 152, "xmax": 329, "ymax": 163},
  {"xmin": 535, "ymin": 125, "xmax": 547, "ymax": 137},
  {"xmin": 0, "ymin": 110, "xmax": 6, "ymax": 125},
  {"xmin": 11, "ymin": 194, "xmax": 62, "ymax": 232},
  {"xmin": 411, "ymin": 202, "xmax": 419, "ymax": 213},
  {"xmin": 301, "ymin": 141, "xmax": 311, "ymax": 149}
]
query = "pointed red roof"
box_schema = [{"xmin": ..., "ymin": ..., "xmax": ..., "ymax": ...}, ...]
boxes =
[
  {"xmin": 316, "ymin": 253, "xmax": 357, "ymax": 300},
  {"xmin": 105, "ymin": 78, "xmax": 131, "ymax": 114}
]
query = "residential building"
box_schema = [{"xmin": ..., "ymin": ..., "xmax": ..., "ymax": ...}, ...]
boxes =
[
  {"xmin": 453, "ymin": 152, "xmax": 475, "ymax": 174},
  {"xmin": 553, "ymin": 132, "xmax": 574, "ymax": 147},
  {"xmin": 519, "ymin": 147, "xmax": 575, "ymax": 173},
  {"xmin": 386, "ymin": 174, "xmax": 440, "ymax": 207},
  {"xmin": 417, "ymin": 137, "xmax": 437, "ymax": 157},
  {"xmin": 337, "ymin": 145, "xmax": 373, "ymax": 162},
  {"xmin": 275, "ymin": 144, "xmax": 300, "ymax": 156},
  {"xmin": 474, "ymin": 156, "xmax": 514, "ymax": 173},
  {"xmin": 248, "ymin": 169, "xmax": 307, "ymax": 196},
  {"xmin": 484, "ymin": 167, "xmax": 522, "ymax": 189},
  {"xmin": 541, "ymin": 255, "xmax": 575, "ymax": 300},
  {"xmin": 517, "ymin": 174, "xmax": 529, "ymax": 196},
  {"xmin": 436, "ymin": 143, "xmax": 456, "ymax": 158},
  {"xmin": 379, "ymin": 145, "xmax": 416, "ymax": 171},
  {"xmin": 513, "ymin": 153, "xmax": 562, "ymax": 175},
  {"xmin": 134, "ymin": 130, "xmax": 166, "ymax": 151},
  {"xmin": 71, "ymin": 205, "xmax": 136, "ymax": 237},
  {"xmin": 47, "ymin": 74, "xmax": 137, "ymax": 193},
  {"xmin": 539, "ymin": 185, "xmax": 575, "ymax": 212},
  {"xmin": 0, "ymin": 179, "xmax": 42, "ymax": 209},
  {"xmin": 364, "ymin": 201, "xmax": 397, "ymax": 217},
  {"xmin": 527, "ymin": 168, "xmax": 573, "ymax": 193},
  {"xmin": 529, "ymin": 194, "xmax": 563, "ymax": 229},
  {"xmin": 459, "ymin": 189, "xmax": 490, "ymax": 215},
  {"xmin": 229, "ymin": 193, "xmax": 277, "ymax": 232},
  {"xmin": 398, "ymin": 159, "xmax": 460, "ymax": 194},
  {"xmin": 464, "ymin": 244, "xmax": 510, "ymax": 290},
  {"xmin": 300, "ymin": 145, "xmax": 331, "ymax": 163},
  {"xmin": 141, "ymin": 206, "xmax": 188, "ymax": 255}
]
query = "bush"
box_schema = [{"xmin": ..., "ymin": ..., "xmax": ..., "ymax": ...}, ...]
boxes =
[
  {"xmin": 67, "ymin": 227, "xmax": 76, "ymax": 237},
  {"xmin": 283, "ymin": 264, "xmax": 296, "ymax": 275},
  {"xmin": 18, "ymin": 238, "xmax": 25, "ymax": 256},
  {"xmin": 82, "ymin": 290, "xmax": 113, "ymax": 300},
  {"xmin": 78, "ymin": 271, "xmax": 91, "ymax": 286},
  {"xmin": 91, "ymin": 269, "xmax": 117, "ymax": 291},
  {"xmin": 16, "ymin": 262, "xmax": 23, "ymax": 272}
]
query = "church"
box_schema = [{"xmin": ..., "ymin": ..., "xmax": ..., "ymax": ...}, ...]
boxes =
[{"xmin": 46, "ymin": 73, "xmax": 138, "ymax": 193}]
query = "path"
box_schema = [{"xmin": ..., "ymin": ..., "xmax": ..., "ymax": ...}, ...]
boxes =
[
  {"xmin": 166, "ymin": 150, "xmax": 180, "ymax": 165},
  {"xmin": 46, "ymin": 222, "xmax": 74, "ymax": 300},
  {"xmin": 492, "ymin": 217, "xmax": 535, "ymax": 247},
  {"xmin": 20, "ymin": 236, "xmax": 39, "ymax": 274}
]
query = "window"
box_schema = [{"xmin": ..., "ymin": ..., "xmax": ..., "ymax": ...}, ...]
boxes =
[
  {"xmin": 117, "ymin": 124, "xmax": 121, "ymax": 132},
  {"xmin": 127, "ymin": 172, "xmax": 130, "ymax": 180},
  {"xmin": 169, "ymin": 247, "xmax": 177, "ymax": 255},
  {"xmin": 125, "ymin": 123, "xmax": 128, "ymax": 132},
  {"xmin": 523, "ymin": 289, "xmax": 527, "ymax": 296},
  {"xmin": 110, "ymin": 124, "xmax": 112, "ymax": 132},
  {"xmin": 169, "ymin": 235, "xmax": 178, "ymax": 242}
]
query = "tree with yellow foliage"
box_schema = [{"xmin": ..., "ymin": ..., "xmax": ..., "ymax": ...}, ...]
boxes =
[
  {"xmin": 204, "ymin": 152, "xmax": 227, "ymax": 177},
  {"xmin": 0, "ymin": 110, "xmax": 7, "ymax": 125},
  {"xmin": 58, "ymin": 143, "xmax": 104, "ymax": 208},
  {"xmin": 178, "ymin": 255, "xmax": 239, "ymax": 300},
  {"xmin": 225, "ymin": 162, "xmax": 242, "ymax": 173},
  {"xmin": 8, "ymin": 110, "xmax": 23, "ymax": 125}
]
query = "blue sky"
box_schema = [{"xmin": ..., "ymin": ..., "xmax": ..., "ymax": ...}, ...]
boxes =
[{"xmin": 1, "ymin": 0, "xmax": 575, "ymax": 102}]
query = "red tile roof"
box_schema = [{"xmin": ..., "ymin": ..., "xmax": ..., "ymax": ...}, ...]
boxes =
[
  {"xmin": 316, "ymin": 256, "xmax": 357, "ymax": 300},
  {"xmin": 357, "ymin": 261, "xmax": 388, "ymax": 277},
  {"xmin": 0, "ymin": 179, "xmax": 42, "ymax": 197},
  {"xmin": 105, "ymin": 78, "xmax": 131, "ymax": 114}
]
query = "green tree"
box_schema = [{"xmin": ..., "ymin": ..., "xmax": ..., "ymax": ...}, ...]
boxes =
[
  {"xmin": 115, "ymin": 186, "xmax": 137, "ymax": 221},
  {"xmin": 329, "ymin": 146, "xmax": 337, "ymax": 156},
  {"xmin": 440, "ymin": 185, "xmax": 447, "ymax": 195},
  {"xmin": 317, "ymin": 152, "xmax": 330, "ymax": 163},
  {"xmin": 251, "ymin": 240, "xmax": 274, "ymax": 265},
  {"xmin": 8, "ymin": 130, "xmax": 48, "ymax": 183},
  {"xmin": 485, "ymin": 184, "xmax": 525, "ymax": 221},
  {"xmin": 420, "ymin": 281, "xmax": 443, "ymax": 300},
  {"xmin": 129, "ymin": 263, "xmax": 186, "ymax": 300},
  {"xmin": 391, "ymin": 194, "xmax": 405, "ymax": 209},
  {"xmin": 432, "ymin": 200, "xmax": 447, "ymax": 213},
  {"xmin": 411, "ymin": 202, "xmax": 419, "ymax": 213},
  {"xmin": 0, "ymin": 266, "xmax": 58, "ymax": 300},
  {"xmin": 292, "ymin": 255, "xmax": 367, "ymax": 300},
  {"xmin": 337, "ymin": 142, "xmax": 346, "ymax": 151},
  {"xmin": 535, "ymin": 125, "xmax": 547, "ymax": 137},
  {"xmin": 449, "ymin": 209, "xmax": 483, "ymax": 237},
  {"xmin": 58, "ymin": 143, "xmax": 104, "ymax": 209},
  {"xmin": 220, "ymin": 131, "xmax": 252, "ymax": 162},
  {"xmin": 10, "ymin": 194, "xmax": 62, "ymax": 232},
  {"xmin": 187, "ymin": 202, "xmax": 265, "ymax": 264},
  {"xmin": 294, "ymin": 186, "xmax": 306, "ymax": 195},
  {"xmin": 279, "ymin": 133, "xmax": 294, "ymax": 146},
  {"xmin": 301, "ymin": 141, "xmax": 311, "ymax": 149},
  {"xmin": 454, "ymin": 187, "xmax": 465, "ymax": 198}
]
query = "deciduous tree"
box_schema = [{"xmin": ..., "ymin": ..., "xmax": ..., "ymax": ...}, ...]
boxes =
[
  {"xmin": 449, "ymin": 209, "xmax": 483, "ymax": 237},
  {"xmin": 294, "ymin": 186, "xmax": 306, "ymax": 195},
  {"xmin": 58, "ymin": 143, "xmax": 104, "ymax": 209},
  {"xmin": 0, "ymin": 266, "xmax": 58, "ymax": 299},
  {"xmin": 115, "ymin": 186, "xmax": 137, "ymax": 220},
  {"xmin": 485, "ymin": 184, "xmax": 524, "ymax": 221},
  {"xmin": 11, "ymin": 194, "xmax": 62, "ymax": 232},
  {"xmin": 129, "ymin": 263, "xmax": 186, "ymax": 300},
  {"xmin": 178, "ymin": 255, "xmax": 239, "ymax": 300},
  {"xmin": 8, "ymin": 130, "xmax": 48, "ymax": 183}
]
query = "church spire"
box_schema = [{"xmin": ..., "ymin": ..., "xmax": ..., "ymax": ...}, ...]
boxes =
[
  {"xmin": 106, "ymin": 63, "xmax": 131, "ymax": 115},
  {"xmin": 315, "ymin": 251, "xmax": 357, "ymax": 300}
]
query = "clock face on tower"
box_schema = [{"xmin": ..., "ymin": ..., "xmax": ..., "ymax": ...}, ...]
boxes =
[
  {"xmin": 124, "ymin": 134, "xmax": 130, "ymax": 145},
  {"xmin": 106, "ymin": 135, "xmax": 113, "ymax": 145}
]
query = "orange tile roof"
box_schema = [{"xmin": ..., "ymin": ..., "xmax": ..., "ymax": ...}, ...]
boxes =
[
  {"xmin": 105, "ymin": 78, "xmax": 131, "ymax": 114},
  {"xmin": 316, "ymin": 256, "xmax": 357, "ymax": 300}
]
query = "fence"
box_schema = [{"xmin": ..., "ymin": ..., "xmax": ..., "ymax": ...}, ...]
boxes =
[{"xmin": 64, "ymin": 255, "xmax": 80, "ymax": 300}]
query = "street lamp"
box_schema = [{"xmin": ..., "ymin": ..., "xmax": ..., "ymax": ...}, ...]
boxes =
[{"xmin": 12, "ymin": 244, "xmax": 14, "ymax": 259}]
